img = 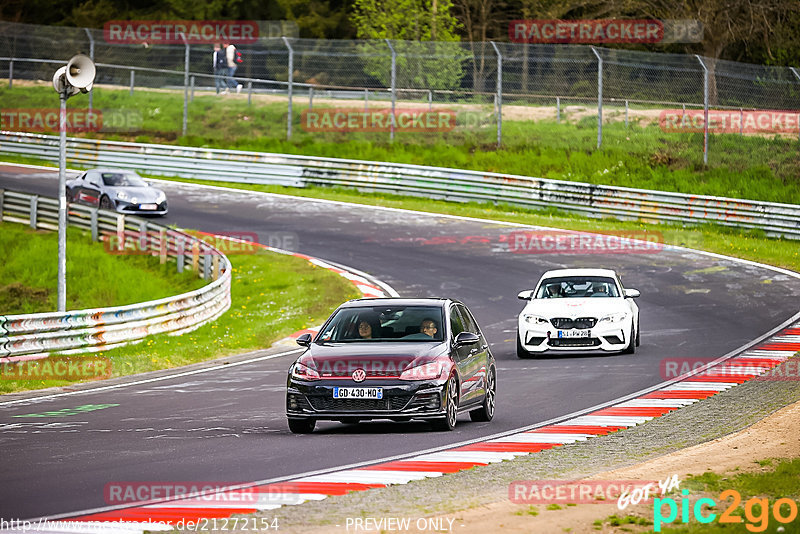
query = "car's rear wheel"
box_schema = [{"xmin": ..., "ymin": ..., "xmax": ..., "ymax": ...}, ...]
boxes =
[
  {"xmin": 516, "ymin": 333, "xmax": 533, "ymax": 359},
  {"xmin": 622, "ymin": 324, "xmax": 636, "ymax": 354},
  {"xmin": 99, "ymin": 195, "xmax": 114, "ymax": 211},
  {"xmin": 431, "ymin": 375, "xmax": 458, "ymax": 431},
  {"xmin": 470, "ymin": 367, "xmax": 496, "ymax": 422},
  {"xmin": 287, "ymin": 418, "xmax": 316, "ymax": 434}
]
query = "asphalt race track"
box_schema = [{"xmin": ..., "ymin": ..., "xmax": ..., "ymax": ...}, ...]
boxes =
[{"xmin": 2, "ymin": 165, "xmax": 799, "ymax": 520}]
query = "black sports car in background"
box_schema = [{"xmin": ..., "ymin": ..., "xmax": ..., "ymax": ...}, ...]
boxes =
[
  {"xmin": 66, "ymin": 168, "xmax": 168, "ymax": 216},
  {"xmin": 286, "ymin": 298, "xmax": 497, "ymax": 433}
]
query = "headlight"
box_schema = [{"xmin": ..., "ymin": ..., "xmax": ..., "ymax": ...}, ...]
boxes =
[
  {"xmin": 115, "ymin": 191, "xmax": 129, "ymax": 201},
  {"xmin": 399, "ymin": 362, "xmax": 443, "ymax": 381},
  {"xmin": 523, "ymin": 314, "xmax": 549, "ymax": 325},
  {"xmin": 599, "ymin": 312, "xmax": 627, "ymax": 324},
  {"xmin": 155, "ymin": 191, "xmax": 166, "ymax": 203},
  {"xmin": 291, "ymin": 361, "xmax": 320, "ymax": 381}
]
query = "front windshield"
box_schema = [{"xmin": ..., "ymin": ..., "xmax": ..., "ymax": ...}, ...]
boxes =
[
  {"xmin": 317, "ymin": 305, "xmax": 444, "ymax": 342},
  {"xmin": 535, "ymin": 276, "xmax": 620, "ymax": 298},
  {"xmin": 101, "ymin": 172, "xmax": 148, "ymax": 187}
]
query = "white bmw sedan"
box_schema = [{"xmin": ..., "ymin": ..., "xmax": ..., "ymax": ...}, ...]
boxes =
[{"xmin": 516, "ymin": 268, "xmax": 640, "ymax": 358}]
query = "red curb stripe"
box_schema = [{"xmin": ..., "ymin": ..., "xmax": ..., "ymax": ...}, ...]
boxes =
[
  {"xmin": 591, "ymin": 406, "xmax": 677, "ymax": 417},
  {"xmin": 756, "ymin": 343, "xmax": 800, "ymax": 352},
  {"xmin": 255, "ymin": 482, "xmax": 385, "ymax": 495},
  {"xmin": 532, "ymin": 425, "xmax": 624, "ymax": 435},
  {"xmin": 783, "ymin": 328, "xmax": 800, "ymax": 335},
  {"xmin": 683, "ymin": 375, "xmax": 752, "ymax": 383},
  {"xmin": 454, "ymin": 442, "xmax": 560, "ymax": 452},
  {"xmin": 727, "ymin": 358, "xmax": 781, "ymax": 367},
  {"xmin": 642, "ymin": 390, "xmax": 717, "ymax": 399},
  {"xmin": 360, "ymin": 461, "xmax": 482, "ymax": 473}
]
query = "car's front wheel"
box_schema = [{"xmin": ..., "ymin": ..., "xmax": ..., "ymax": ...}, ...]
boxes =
[
  {"xmin": 431, "ymin": 375, "xmax": 459, "ymax": 431},
  {"xmin": 516, "ymin": 333, "xmax": 533, "ymax": 359},
  {"xmin": 288, "ymin": 418, "xmax": 316, "ymax": 434},
  {"xmin": 99, "ymin": 195, "xmax": 114, "ymax": 211},
  {"xmin": 622, "ymin": 324, "xmax": 636, "ymax": 355},
  {"xmin": 470, "ymin": 367, "xmax": 496, "ymax": 422}
]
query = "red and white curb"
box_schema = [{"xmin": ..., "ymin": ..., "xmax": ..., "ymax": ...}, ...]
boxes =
[{"xmin": 21, "ymin": 319, "xmax": 796, "ymax": 533}]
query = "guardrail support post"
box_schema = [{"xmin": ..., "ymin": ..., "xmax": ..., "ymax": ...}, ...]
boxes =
[
  {"xmin": 212, "ymin": 255, "xmax": 220, "ymax": 280},
  {"xmin": 176, "ymin": 238, "xmax": 185, "ymax": 273},
  {"xmin": 129, "ymin": 70, "xmax": 135, "ymax": 96},
  {"xmin": 192, "ymin": 241, "xmax": 200, "ymax": 272},
  {"xmin": 283, "ymin": 37, "xmax": 294, "ymax": 140},
  {"xmin": 385, "ymin": 39, "xmax": 396, "ymax": 143},
  {"xmin": 490, "ymin": 41, "xmax": 502, "ymax": 148},
  {"xmin": 138, "ymin": 221, "xmax": 148, "ymax": 253},
  {"xmin": 84, "ymin": 28, "xmax": 95, "ymax": 113},
  {"xmin": 116, "ymin": 214, "xmax": 125, "ymax": 251},
  {"xmin": 90, "ymin": 209, "xmax": 98, "ymax": 241},
  {"xmin": 0, "ymin": 188, "xmax": 4, "ymax": 222},
  {"xmin": 695, "ymin": 55, "xmax": 709, "ymax": 165},
  {"xmin": 203, "ymin": 253, "xmax": 211, "ymax": 280},
  {"xmin": 591, "ymin": 47, "xmax": 603, "ymax": 149},
  {"xmin": 159, "ymin": 228, "xmax": 167, "ymax": 264},
  {"xmin": 29, "ymin": 195, "xmax": 38, "ymax": 229}
]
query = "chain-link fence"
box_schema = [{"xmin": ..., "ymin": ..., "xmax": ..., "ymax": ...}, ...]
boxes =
[{"xmin": 1, "ymin": 20, "xmax": 799, "ymax": 161}]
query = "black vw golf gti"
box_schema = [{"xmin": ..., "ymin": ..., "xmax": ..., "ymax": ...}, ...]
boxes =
[{"xmin": 286, "ymin": 298, "xmax": 497, "ymax": 433}]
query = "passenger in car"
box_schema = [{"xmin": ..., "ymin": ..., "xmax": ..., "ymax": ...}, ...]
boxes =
[{"xmin": 420, "ymin": 318, "xmax": 438, "ymax": 338}]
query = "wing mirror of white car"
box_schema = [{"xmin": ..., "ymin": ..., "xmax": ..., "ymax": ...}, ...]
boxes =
[
  {"xmin": 296, "ymin": 333, "xmax": 313, "ymax": 347},
  {"xmin": 517, "ymin": 289, "xmax": 534, "ymax": 300},
  {"xmin": 624, "ymin": 289, "xmax": 641, "ymax": 299}
]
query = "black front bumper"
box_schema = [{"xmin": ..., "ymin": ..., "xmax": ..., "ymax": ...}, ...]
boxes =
[{"xmin": 286, "ymin": 379, "xmax": 446, "ymax": 421}]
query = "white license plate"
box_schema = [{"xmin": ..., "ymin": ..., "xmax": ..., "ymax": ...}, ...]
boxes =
[
  {"xmin": 333, "ymin": 387, "xmax": 383, "ymax": 399},
  {"xmin": 558, "ymin": 330, "xmax": 590, "ymax": 338},
  {"xmin": 140, "ymin": 204, "xmax": 158, "ymax": 210}
]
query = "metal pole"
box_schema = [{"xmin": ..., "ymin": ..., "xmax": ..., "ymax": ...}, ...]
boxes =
[
  {"xmin": 364, "ymin": 88, "xmax": 369, "ymax": 113},
  {"xmin": 695, "ymin": 55, "xmax": 709, "ymax": 165},
  {"xmin": 556, "ymin": 96, "xmax": 560, "ymax": 123},
  {"xmin": 591, "ymin": 47, "xmax": 603, "ymax": 149},
  {"xmin": 309, "ymin": 87, "xmax": 313, "ymax": 110},
  {"xmin": 130, "ymin": 69, "xmax": 134, "ymax": 96},
  {"xmin": 739, "ymin": 108, "xmax": 743, "ymax": 136},
  {"xmin": 428, "ymin": 90, "xmax": 432, "ymax": 111},
  {"xmin": 283, "ymin": 37, "xmax": 294, "ymax": 140},
  {"xmin": 490, "ymin": 41, "xmax": 502, "ymax": 148},
  {"xmin": 57, "ymin": 90, "xmax": 68, "ymax": 312},
  {"xmin": 248, "ymin": 81, "xmax": 252, "ymax": 106},
  {"xmin": 182, "ymin": 38, "xmax": 189, "ymax": 137},
  {"xmin": 385, "ymin": 39, "xmax": 396, "ymax": 142},
  {"xmin": 190, "ymin": 75, "xmax": 195, "ymax": 102},
  {"xmin": 84, "ymin": 28, "xmax": 95, "ymax": 113},
  {"xmin": 8, "ymin": 58, "xmax": 12, "ymax": 88},
  {"xmin": 790, "ymin": 68, "xmax": 800, "ymax": 141}
]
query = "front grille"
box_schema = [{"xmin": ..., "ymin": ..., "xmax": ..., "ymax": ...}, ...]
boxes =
[
  {"xmin": 548, "ymin": 337, "xmax": 601, "ymax": 347},
  {"xmin": 308, "ymin": 395, "xmax": 411, "ymax": 411},
  {"xmin": 551, "ymin": 317, "xmax": 597, "ymax": 329}
]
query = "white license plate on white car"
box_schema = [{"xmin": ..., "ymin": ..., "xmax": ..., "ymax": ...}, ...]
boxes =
[
  {"xmin": 558, "ymin": 330, "xmax": 590, "ymax": 338},
  {"xmin": 139, "ymin": 204, "xmax": 158, "ymax": 210},
  {"xmin": 333, "ymin": 387, "xmax": 383, "ymax": 399}
]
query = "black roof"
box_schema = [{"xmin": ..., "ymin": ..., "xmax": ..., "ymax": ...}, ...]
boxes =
[{"xmin": 340, "ymin": 297, "xmax": 456, "ymax": 308}]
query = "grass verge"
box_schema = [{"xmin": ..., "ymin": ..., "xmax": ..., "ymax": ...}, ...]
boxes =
[
  {"xmin": 0, "ymin": 222, "xmax": 206, "ymax": 314},
  {"xmin": 0, "ymin": 225, "xmax": 360, "ymax": 394},
  {"xmin": 1, "ymin": 82, "xmax": 799, "ymax": 204}
]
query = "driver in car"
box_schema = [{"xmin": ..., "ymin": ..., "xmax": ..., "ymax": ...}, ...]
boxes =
[{"xmin": 545, "ymin": 284, "xmax": 562, "ymax": 298}]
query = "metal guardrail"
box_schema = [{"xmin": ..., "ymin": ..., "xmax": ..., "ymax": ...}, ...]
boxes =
[
  {"xmin": 1, "ymin": 131, "xmax": 800, "ymax": 239},
  {"xmin": 0, "ymin": 187, "xmax": 231, "ymax": 361}
]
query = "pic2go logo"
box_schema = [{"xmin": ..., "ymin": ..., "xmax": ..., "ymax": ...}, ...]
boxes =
[{"xmin": 654, "ymin": 489, "xmax": 799, "ymax": 532}]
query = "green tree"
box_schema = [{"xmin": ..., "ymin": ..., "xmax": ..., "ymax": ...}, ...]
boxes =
[{"xmin": 351, "ymin": 0, "xmax": 465, "ymax": 90}]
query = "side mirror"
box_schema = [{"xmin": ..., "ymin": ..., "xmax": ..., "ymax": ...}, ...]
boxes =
[
  {"xmin": 454, "ymin": 331, "xmax": 480, "ymax": 347},
  {"xmin": 624, "ymin": 289, "xmax": 641, "ymax": 299},
  {"xmin": 517, "ymin": 289, "xmax": 534, "ymax": 300},
  {"xmin": 296, "ymin": 333, "xmax": 312, "ymax": 347}
]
